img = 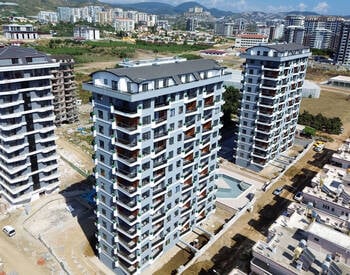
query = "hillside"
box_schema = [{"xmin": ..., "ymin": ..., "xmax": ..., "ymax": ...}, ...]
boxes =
[
  {"xmin": 108, "ymin": 1, "xmax": 235, "ymax": 17},
  {"xmin": 0, "ymin": 0, "xmax": 101, "ymax": 16}
]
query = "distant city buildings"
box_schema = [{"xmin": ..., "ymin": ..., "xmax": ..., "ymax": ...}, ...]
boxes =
[
  {"xmin": 115, "ymin": 18, "xmax": 135, "ymax": 33},
  {"xmin": 234, "ymin": 43, "xmax": 311, "ymax": 171},
  {"xmin": 214, "ymin": 20, "xmax": 235, "ymax": 37},
  {"xmin": 54, "ymin": 5, "xmax": 157, "ymax": 28},
  {"xmin": 0, "ymin": 46, "xmax": 60, "ymax": 206},
  {"xmin": 83, "ymin": 58, "xmax": 229, "ymax": 274},
  {"xmin": 50, "ymin": 55, "xmax": 79, "ymax": 126},
  {"xmin": 2, "ymin": 24, "xmax": 39, "ymax": 40},
  {"xmin": 38, "ymin": 11, "xmax": 58, "ymax": 24},
  {"xmin": 73, "ymin": 26, "xmax": 100, "ymax": 40},
  {"xmin": 234, "ymin": 33, "xmax": 268, "ymax": 49}
]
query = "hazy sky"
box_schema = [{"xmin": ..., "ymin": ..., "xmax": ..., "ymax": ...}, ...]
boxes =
[{"xmin": 101, "ymin": 0, "xmax": 350, "ymax": 15}]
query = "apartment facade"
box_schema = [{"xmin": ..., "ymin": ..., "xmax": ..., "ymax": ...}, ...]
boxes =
[
  {"xmin": 336, "ymin": 21, "xmax": 350, "ymax": 66},
  {"xmin": 2, "ymin": 24, "xmax": 39, "ymax": 40},
  {"xmin": 0, "ymin": 46, "xmax": 60, "ymax": 206},
  {"xmin": 73, "ymin": 26, "xmax": 100, "ymax": 40},
  {"xmin": 50, "ymin": 55, "xmax": 79, "ymax": 125},
  {"xmin": 83, "ymin": 58, "xmax": 229, "ymax": 274},
  {"xmin": 234, "ymin": 43, "xmax": 310, "ymax": 171},
  {"xmin": 234, "ymin": 33, "xmax": 269, "ymax": 49}
]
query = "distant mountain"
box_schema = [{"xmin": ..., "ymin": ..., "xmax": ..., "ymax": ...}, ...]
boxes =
[
  {"xmin": 107, "ymin": 1, "xmax": 235, "ymax": 17},
  {"xmin": 283, "ymin": 11, "xmax": 320, "ymax": 16}
]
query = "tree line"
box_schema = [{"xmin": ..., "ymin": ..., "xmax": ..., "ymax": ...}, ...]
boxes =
[{"xmin": 298, "ymin": 111, "xmax": 343, "ymax": 135}]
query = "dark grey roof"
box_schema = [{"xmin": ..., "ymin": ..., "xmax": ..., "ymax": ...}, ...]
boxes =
[
  {"xmin": 103, "ymin": 59, "xmax": 222, "ymax": 84},
  {"xmin": 250, "ymin": 43, "xmax": 309, "ymax": 52},
  {"xmin": 0, "ymin": 46, "xmax": 52, "ymax": 65}
]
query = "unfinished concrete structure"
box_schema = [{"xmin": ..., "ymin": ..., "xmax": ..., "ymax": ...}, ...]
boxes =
[{"xmin": 50, "ymin": 55, "xmax": 78, "ymax": 125}]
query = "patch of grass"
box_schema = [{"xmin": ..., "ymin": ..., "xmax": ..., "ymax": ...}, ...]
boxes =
[{"xmin": 300, "ymin": 89, "xmax": 350, "ymax": 124}]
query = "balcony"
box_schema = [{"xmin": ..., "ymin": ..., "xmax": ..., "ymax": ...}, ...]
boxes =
[
  {"xmin": 152, "ymin": 210, "xmax": 165, "ymax": 224},
  {"xmin": 116, "ymin": 197, "xmax": 138, "ymax": 211},
  {"xmin": 117, "ymin": 208, "xmax": 138, "ymax": 223},
  {"xmin": 154, "ymin": 130, "xmax": 168, "ymax": 140},
  {"xmin": 116, "ymin": 148, "xmax": 139, "ymax": 165},
  {"xmin": 154, "ymin": 100, "xmax": 169, "ymax": 109},
  {"xmin": 183, "ymin": 153, "xmax": 194, "ymax": 165},
  {"xmin": 256, "ymin": 125, "xmax": 271, "ymax": 134},
  {"xmin": 118, "ymin": 235, "xmax": 138, "ymax": 250},
  {"xmin": 202, "ymin": 121, "xmax": 212, "ymax": 133},
  {"xmin": 201, "ymin": 145, "xmax": 210, "ymax": 157},
  {"xmin": 116, "ymin": 177, "xmax": 138, "ymax": 195},
  {"xmin": 185, "ymin": 101, "xmax": 197, "ymax": 114},
  {"xmin": 184, "ymin": 118, "xmax": 196, "ymax": 130},
  {"xmin": 154, "ymin": 140, "xmax": 166, "ymax": 154},
  {"xmin": 204, "ymin": 96, "xmax": 214, "ymax": 108},
  {"xmin": 117, "ymin": 223, "xmax": 138, "ymax": 238},
  {"xmin": 185, "ymin": 128, "xmax": 195, "ymax": 140},
  {"xmin": 258, "ymin": 107, "xmax": 273, "ymax": 116},
  {"xmin": 117, "ymin": 249, "xmax": 138, "ymax": 264},
  {"xmin": 154, "ymin": 156, "xmax": 167, "ymax": 168},
  {"xmin": 251, "ymin": 150, "xmax": 268, "ymax": 159},
  {"xmin": 153, "ymin": 221, "xmax": 164, "ymax": 236},
  {"xmin": 115, "ymin": 137, "xmax": 138, "ymax": 149},
  {"xmin": 154, "ymin": 168, "xmax": 166, "ymax": 183},
  {"xmin": 117, "ymin": 168, "xmax": 138, "ymax": 181}
]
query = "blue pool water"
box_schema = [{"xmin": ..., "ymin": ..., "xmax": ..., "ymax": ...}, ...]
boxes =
[{"xmin": 216, "ymin": 174, "xmax": 251, "ymax": 198}]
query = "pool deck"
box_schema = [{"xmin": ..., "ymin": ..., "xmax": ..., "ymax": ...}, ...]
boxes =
[{"xmin": 216, "ymin": 164, "xmax": 267, "ymax": 211}]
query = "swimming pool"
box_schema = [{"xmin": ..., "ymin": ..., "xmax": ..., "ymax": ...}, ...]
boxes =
[{"xmin": 216, "ymin": 174, "xmax": 251, "ymax": 198}]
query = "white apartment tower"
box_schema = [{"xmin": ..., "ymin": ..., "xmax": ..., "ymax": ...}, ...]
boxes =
[
  {"xmin": 83, "ymin": 58, "xmax": 230, "ymax": 274},
  {"xmin": 234, "ymin": 44, "xmax": 311, "ymax": 171},
  {"xmin": 0, "ymin": 46, "xmax": 60, "ymax": 206}
]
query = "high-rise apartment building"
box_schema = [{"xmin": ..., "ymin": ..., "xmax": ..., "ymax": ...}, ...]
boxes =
[
  {"xmin": 234, "ymin": 43, "xmax": 311, "ymax": 171},
  {"xmin": 284, "ymin": 15, "xmax": 305, "ymax": 45},
  {"xmin": 0, "ymin": 46, "xmax": 60, "ymax": 206},
  {"xmin": 83, "ymin": 58, "xmax": 229, "ymax": 274},
  {"xmin": 304, "ymin": 16, "xmax": 344, "ymax": 51},
  {"xmin": 50, "ymin": 55, "xmax": 79, "ymax": 126},
  {"xmin": 336, "ymin": 21, "xmax": 350, "ymax": 66}
]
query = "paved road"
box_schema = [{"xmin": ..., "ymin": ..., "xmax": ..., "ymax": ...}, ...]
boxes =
[{"xmin": 182, "ymin": 147, "xmax": 332, "ymax": 274}]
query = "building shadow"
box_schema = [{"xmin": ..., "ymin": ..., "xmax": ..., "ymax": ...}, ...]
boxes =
[
  {"xmin": 198, "ymin": 234, "xmax": 255, "ymax": 274},
  {"xmin": 248, "ymin": 195, "xmax": 291, "ymax": 236},
  {"xmin": 306, "ymin": 148, "xmax": 334, "ymax": 169},
  {"xmin": 59, "ymin": 175, "xmax": 97, "ymax": 256}
]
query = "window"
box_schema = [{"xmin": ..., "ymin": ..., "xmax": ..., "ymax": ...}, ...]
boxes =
[
  {"xmin": 142, "ymin": 83, "xmax": 148, "ymax": 91},
  {"xmin": 142, "ymin": 115, "xmax": 151, "ymax": 125},
  {"xmin": 111, "ymin": 80, "xmax": 118, "ymax": 90},
  {"xmin": 168, "ymin": 177, "xmax": 172, "ymax": 185},
  {"xmin": 177, "ymin": 147, "xmax": 181, "ymax": 154},
  {"xmin": 99, "ymin": 140, "xmax": 104, "ymax": 149},
  {"xmin": 177, "ymin": 134, "xmax": 182, "ymax": 142},
  {"xmin": 100, "ymin": 169, "xmax": 106, "ymax": 177},
  {"xmin": 168, "ymin": 164, "xmax": 173, "ymax": 172},
  {"xmin": 98, "ymin": 110, "xmax": 103, "ymax": 119},
  {"xmin": 168, "ymin": 151, "xmax": 173, "ymax": 159},
  {"xmin": 170, "ymin": 108, "xmax": 175, "ymax": 117},
  {"xmin": 98, "ymin": 125, "xmax": 104, "ymax": 134},
  {"xmin": 103, "ymin": 79, "xmax": 108, "ymax": 85},
  {"xmin": 143, "ymin": 100, "xmax": 151, "ymax": 109},
  {"xmin": 169, "ymin": 137, "xmax": 174, "ymax": 145},
  {"xmin": 178, "ymin": 106, "xmax": 183, "ymax": 114},
  {"xmin": 100, "ymin": 154, "xmax": 105, "ymax": 163},
  {"xmin": 142, "ymin": 131, "xmax": 151, "ymax": 140},
  {"xmin": 101, "ymin": 195, "xmax": 106, "ymax": 203}
]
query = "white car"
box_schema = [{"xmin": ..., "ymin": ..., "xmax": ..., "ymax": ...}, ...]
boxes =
[
  {"xmin": 2, "ymin": 225, "xmax": 16, "ymax": 237},
  {"xmin": 294, "ymin": 192, "xmax": 303, "ymax": 202}
]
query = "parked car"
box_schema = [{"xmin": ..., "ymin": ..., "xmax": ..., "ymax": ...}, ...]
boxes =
[
  {"xmin": 273, "ymin": 186, "xmax": 283, "ymax": 196},
  {"xmin": 2, "ymin": 225, "xmax": 15, "ymax": 237},
  {"xmin": 294, "ymin": 191, "xmax": 303, "ymax": 202}
]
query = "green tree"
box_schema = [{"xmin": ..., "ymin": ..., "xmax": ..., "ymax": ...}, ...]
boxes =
[{"xmin": 222, "ymin": 86, "xmax": 240, "ymax": 124}]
